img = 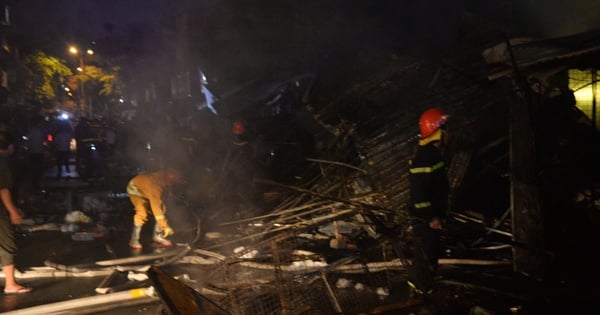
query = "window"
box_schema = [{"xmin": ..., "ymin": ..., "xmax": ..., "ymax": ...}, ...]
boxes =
[{"xmin": 569, "ymin": 69, "xmax": 599, "ymax": 128}]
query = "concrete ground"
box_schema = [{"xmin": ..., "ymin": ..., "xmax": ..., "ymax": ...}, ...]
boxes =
[
  {"xmin": 1, "ymin": 234, "xmax": 168, "ymax": 314},
  {"xmin": 2, "ymin": 157, "xmax": 597, "ymax": 315},
  {"xmin": 0, "ymin": 158, "xmax": 179, "ymax": 314}
]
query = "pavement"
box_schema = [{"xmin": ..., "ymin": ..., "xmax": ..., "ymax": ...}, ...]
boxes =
[
  {"xmin": 2, "ymin": 157, "xmax": 598, "ymax": 315},
  {"xmin": 0, "ymin": 158, "xmax": 195, "ymax": 314}
]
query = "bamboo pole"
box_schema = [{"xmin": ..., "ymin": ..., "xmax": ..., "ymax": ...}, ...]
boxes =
[
  {"xmin": 3, "ymin": 267, "xmax": 114, "ymax": 279},
  {"xmin": 305, "ymin": 157, "xmax": 368, "ymax": 174},
  {"xmin": 204, "ymin": 208, "xmax": 356, "ymax": 250},
  {"xmin": 329, "ymin": 206, "xmax": 346, "ymax": 249},
  {"xmin": 217, "ymin": 200, "xmax": 332, "ymax": 226},
  {"xmin": 1, "ymin": 287, "xmax": 157, "ymax": 315}
]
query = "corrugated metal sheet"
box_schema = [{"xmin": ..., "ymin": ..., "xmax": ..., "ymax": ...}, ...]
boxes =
[
  {"xmin": 306, "ymin": 28, "xmax": 600, "ymax": 219},
  {"xmin": 486, "ymin": 28, "xmax": 600, "ymax": 80}
]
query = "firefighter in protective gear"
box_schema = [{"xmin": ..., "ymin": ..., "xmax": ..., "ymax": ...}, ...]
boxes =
[
  {"xmin": 126, "ymin": 168, "xmax": 182, "ymax": 249},
  {"xmin": 231, "ymin": 119, "xmax": 248, "ymax": 146},
  {"xmin": 232, "ymin": 120, "xmax": 245, "ymax": 136},
  {"xmin": 407, "ymin": 107, "xmax": 449, "ymax": 294}
]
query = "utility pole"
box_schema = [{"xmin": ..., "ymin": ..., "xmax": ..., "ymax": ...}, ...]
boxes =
[
  {"xmin": 69, "ymin": 46, "xmax": 94, "ymax": 117},
  {"xmin": 78, "ymin": 54, "xmax": 86, "ymax": 115}
]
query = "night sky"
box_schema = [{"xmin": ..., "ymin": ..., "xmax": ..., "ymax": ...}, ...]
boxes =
[
  {"xmin": 11, "ymin": 0, "xmax": 600, "ymax": 59},
  {"xmin": 12, "ymin": 0, "xmax": 186, "ymax": 56}
]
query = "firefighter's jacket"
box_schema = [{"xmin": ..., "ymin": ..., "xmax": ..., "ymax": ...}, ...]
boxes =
[
  {"xmin": 127, "ymin": 172, "xmax": 170, "ymax": 226},
  {"xmin": 408, "ymin": 141, "xmax": 449, "ymax": 222}
]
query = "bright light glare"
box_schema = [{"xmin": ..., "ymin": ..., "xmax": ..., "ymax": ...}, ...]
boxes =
[
  {"xmin": 574, "ymin": 86, "xmax": 595, "ymax": 102},
  {"xmin": 69, "ymin": 46, "xmax": 93, "ymax": 56},
  {"xmin": 60, "ymin": 113, "xmax": 69, "ymax": 120},
  {"xmin": 570, "ymin": 68, "xmax": 599, "ymax": 127},
  {"xmin": 200, "ymin": 71, "xmax": 208, "ymax": 84}
]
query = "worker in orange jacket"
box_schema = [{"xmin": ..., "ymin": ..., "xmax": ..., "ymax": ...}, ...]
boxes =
[{"xmin": 126, "ymin": 168, "xmax": 183, "ymax": 249}]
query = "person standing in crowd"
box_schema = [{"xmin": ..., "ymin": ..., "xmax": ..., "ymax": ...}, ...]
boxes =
[
  {"xmin": 179, "ymin": 119, "xmax": 200, "ymax": 165},
  {"xmin": 221, "ymin": 119, "xmax": 262, "ymax": 203},
  {"xmin": 0, "ymin": 121, "xmax": 32, "ymax": 294},
  {"xmin": 27, "ymin": 115, "xmax": 48, "ymax": 189},
  {"xmin": 0, "ymin": 121, "xmax": 26, "ymax": 205},
  {"xmin": 53, "ymin": 120, "xmax": 74, "ymax": 179},
  {"xmin": 74, "ymin": 118, "xmax": 93, "ymax": 177},
  {"xmin": 100, "ymin": 120, "xmax": 117, "ymax": 158},
  {"xmin": 126, "ymin": 168, "xmax": 183, "ymax": 249},
  {"xmin": 407, "ymin": 107, "xmax": 449, "ymax": 295}
]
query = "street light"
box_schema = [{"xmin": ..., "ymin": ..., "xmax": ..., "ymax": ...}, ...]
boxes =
[{"xmin": 69, "ymin": 46, "xmax": 94, "ymax": 116}]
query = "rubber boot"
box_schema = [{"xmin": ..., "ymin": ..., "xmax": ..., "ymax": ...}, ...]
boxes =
[
  {"xmin": 153, "ymin": 224, "xmax": 173, "ymax": 247},
  {"xmin": 129, "ymin": 225, "xmax": 143, "ymax": 249}
]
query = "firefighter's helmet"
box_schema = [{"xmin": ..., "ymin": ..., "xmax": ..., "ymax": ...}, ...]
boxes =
[
  {"xmin": 419, "ymin": 107, "xmax": 447, "ymax": 139},
  {"xmin": 232, "ymin": 120, "xmax": 245, "ymax": 136}
]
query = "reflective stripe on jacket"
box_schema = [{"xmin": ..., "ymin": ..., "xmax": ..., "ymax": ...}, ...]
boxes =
[{"xmin": 408, "ymin": 142, "xmax": 449, "ymax": 222}]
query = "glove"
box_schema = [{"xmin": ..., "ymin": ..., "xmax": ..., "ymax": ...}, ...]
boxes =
[{"xmin": 162, "ymin": 226, "xmax": 174, "ymax": 238}]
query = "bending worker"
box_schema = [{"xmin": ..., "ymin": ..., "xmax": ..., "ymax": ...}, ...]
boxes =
[{"xmin": 127, "ymin": 168, "xmax": 183, "ymax": 249}]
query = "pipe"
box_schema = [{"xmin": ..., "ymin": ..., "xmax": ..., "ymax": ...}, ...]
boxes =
[
  {"xmin": 2, "ymin": 266, "xmax": 114, "ymax": 279},
  {"xmin": 1, "ymin": 287, "xmax": 157, "ymax": 315},
  {"xmin": 321, "ymin": 272, "xmax": 343, "ymax": 313},
  {"xmin": 43, "ymin": 245, "xmax": 187, "ymax": 273},
  {"xmin": 95, "ymin": 247, "xmax": 186, "ymax": 266}
]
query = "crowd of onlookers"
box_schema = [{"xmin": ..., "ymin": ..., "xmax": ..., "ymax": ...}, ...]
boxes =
[
  {"xmin": 0, "ymin": 109, "xmax": 222, "ymax": 191},
  {"xmin": 0, "ymin": 114, "xmax": 118, "ymax": 200},
  {"xmin": 0, "ymin": 102, "xmax": 321, "ymax": 216}
]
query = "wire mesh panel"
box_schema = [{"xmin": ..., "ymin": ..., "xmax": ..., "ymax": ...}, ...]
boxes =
[
  {"xmin": 204, "ymin": 235, "xmax": 318, "ymax": 314},
  {"xmin": 194, "ymin": 160, "xmax": 416, "ymax": 314},
  {"xmin": 202, "ymin": 228, "xmax": 410, "ymax": 315}
]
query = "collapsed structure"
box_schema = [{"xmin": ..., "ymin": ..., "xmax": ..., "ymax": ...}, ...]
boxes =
[{"xmin": 4, "ymin": 28, "xmax": 600, "ymax": 315}]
